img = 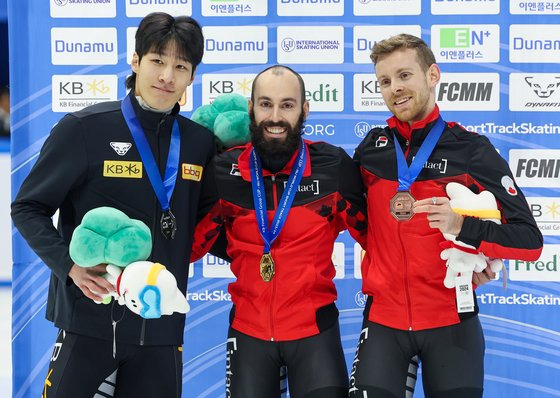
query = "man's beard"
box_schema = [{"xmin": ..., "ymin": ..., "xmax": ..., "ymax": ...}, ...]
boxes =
[{"xmin": 249, "ymin": 111, "xmax": 306, "ymax": 171}]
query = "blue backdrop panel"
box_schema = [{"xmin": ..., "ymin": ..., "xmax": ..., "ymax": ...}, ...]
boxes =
[{"xmin": 9, "ymin": 0, "xmax": 560, "ymax": 397}]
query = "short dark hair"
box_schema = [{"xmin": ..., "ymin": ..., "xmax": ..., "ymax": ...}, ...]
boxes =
[
  {"xmin": 250, "ymin": 65, "xmax": 306, "ymax": 105},
  {"xmin": 370, "ymin": 33, "xmax": 436, "ymax": 73},
  {"xmin": 126, "ymin": 12, "xmax": 204, "ymax": 89}
]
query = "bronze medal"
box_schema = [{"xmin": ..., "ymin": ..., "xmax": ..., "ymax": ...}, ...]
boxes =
[
  {"xmin": 390, "ymin": 191, "xmax": 415, "ymax": 221},
  {"xmin": 260, "ymin": 253, "xmax": 275, "ymax": 282}
]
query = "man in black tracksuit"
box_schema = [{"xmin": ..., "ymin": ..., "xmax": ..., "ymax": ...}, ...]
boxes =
[{"xmin": 11, "ymin": 13, "xmax": 214, "ymax": 398}]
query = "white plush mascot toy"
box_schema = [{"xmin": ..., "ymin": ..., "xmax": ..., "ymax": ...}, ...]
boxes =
[
  {"xmin": 69, "ymin": 207, "xmax": 189, "ymax": 318},
  {"xmin": 104, "ymin": 261, "xmax": 189, "ymax": 319},
  {"xmin": 441, "ymin": 183, "xmax": 504, "ymax": 288}
]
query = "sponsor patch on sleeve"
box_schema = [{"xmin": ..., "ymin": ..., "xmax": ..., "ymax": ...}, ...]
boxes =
[
  {"xmin": 182, "ymin": 163, "xmax": 203, "ymax": 182},
  {"xmin": 103, "ymin": 161, "xmax": 142, "ymax": 178},
  {"xmin": 501, "ymin": 175, "xmax": 518, "ymax": 196},
  {"xmin": 376, "ymin": 136, "xmax": 388, "ymax": 147}
]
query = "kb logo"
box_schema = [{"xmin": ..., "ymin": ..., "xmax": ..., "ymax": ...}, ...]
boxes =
[
  {"xmin": 59, "ymin": 79, "xmax": 110, "ymax": 96},
  {"xmin": 282, "ymin": 38, "xmax": 296, "ymax": 52}
]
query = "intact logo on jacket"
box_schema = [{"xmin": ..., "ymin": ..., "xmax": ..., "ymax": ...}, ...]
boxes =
[{"xmin": 284, "ymin": 179, "xmax": 320, "ymax": 195}]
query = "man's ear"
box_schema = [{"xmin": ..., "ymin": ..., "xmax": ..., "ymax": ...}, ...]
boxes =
[
  {"xmin": 188, "ymin": 68, "xmax": 196, "ymax": 86},
  {"xmin": 302, "ymin": 100, "xmax": 310, "ymax": 119},
  {"xmin": 248, "ymin": 99, "xmax": 253, "ymax": 114},
  {"xmin": 427, "ymin": 63, "xmax": 441, "ymax": 88},
  {"xmin": 131, "ymin": 52, "xmax": 140, "ymax": 73}
]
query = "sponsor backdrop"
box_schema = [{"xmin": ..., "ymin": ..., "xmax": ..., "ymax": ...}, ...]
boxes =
[{"xmin": 8, "ymin": 0, "xmax": 560, "ymax": 397}]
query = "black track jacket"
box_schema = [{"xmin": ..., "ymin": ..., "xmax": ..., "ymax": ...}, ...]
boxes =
[{"xmin": 11, "ymin": 95, "xmax": 215, "ymax": 345}]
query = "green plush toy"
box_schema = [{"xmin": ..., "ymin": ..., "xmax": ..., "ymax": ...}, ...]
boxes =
[
  {"xmin": 191, "ymin": 93, "xmax": 251, "ymax": 150},
  {"xmin": 69, "ymin": 207, "xmax": 189, "ymax": 318},
  {"xmin": 69, "ymin": 206, "xmax": 151, "ymax": 268}
]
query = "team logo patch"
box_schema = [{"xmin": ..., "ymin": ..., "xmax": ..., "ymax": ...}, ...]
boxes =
[
  {"xmin": 182, "ymin": 163, "xmax": 203, "ymax": 182},
  {"xmin": 103, "ymin": 161, "xmax": 142, "ymax": 178},
  {"xmin": 501, "ymin": 175, "xmax": 518, "ymax": 196},
  {"xmin": 376, "ymin": 136, "xmax": 388, "ymax": 147},
  {"xmin": 110, "ymin": 142, "xmax": 132, "ymax": 156},
  {"xmin": 230, "ymin": 163, "xmax": 241, "ymax": 176}
]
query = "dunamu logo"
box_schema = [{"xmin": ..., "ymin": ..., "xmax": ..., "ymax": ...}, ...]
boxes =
[
  {"xmin": 356, "ymin": 38, "xmax": 376, "ymax": 51},
  {"xmin": 55, "ymin": 40, "xmax": 114, "ymax": 53},
  {"xmin": 206, "ymin": 39, "xmax": 265, "ymax": 52},
  {"xmin": 513, "ymin": 37, "xmax": 560, "ymax": 50}
]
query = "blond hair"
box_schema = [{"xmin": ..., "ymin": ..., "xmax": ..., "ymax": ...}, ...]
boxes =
[{"xmin": 370, "ymin": 34, "xmax": 436, "ymax": 72}]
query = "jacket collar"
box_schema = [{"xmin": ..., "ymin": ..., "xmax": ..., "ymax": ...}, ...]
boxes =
[
  {"xmin": 235, "ymin": 140, "xmax": 313, "ymax": 182},
  {"xmin": 387, "ymin": 105, "xmax": 440, "ymax": 142},
  {"xmin": 127, "ymin": 92, "xmax": 180, "ymax": 134}
]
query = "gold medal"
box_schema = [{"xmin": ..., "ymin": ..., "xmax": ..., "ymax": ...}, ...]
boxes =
[
  {"xmin": 390, "ymin": 191, "xmax": 416, "ymax": 221},
  {"xmin": 260, "ymin": 253, "xmax": 275, "ymax": 282}
]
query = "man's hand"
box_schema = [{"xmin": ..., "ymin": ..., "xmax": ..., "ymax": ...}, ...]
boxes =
[
  {"xmin": 412, "ymin": 197, "xmax": 464, "ymax": 235},
  {"xmin": 68, "ymin": 264, "xmax": 115, "ymax": 302},
  {"xmin": 472, "ymin": 266, "xmax": 497, "ymax": 286}
]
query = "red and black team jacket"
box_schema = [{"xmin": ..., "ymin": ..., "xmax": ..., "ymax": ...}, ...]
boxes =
[
  {"xmin": 354, "ymin": 106, "xmax": 543, "ymax": 331},
  {"xmin": 192, "ymin": 140, "xmax": 367, "ymax": 341}
]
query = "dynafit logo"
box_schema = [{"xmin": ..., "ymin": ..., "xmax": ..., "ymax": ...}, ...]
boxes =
[
  {"xmin": 110, "ymin": 142, "xmax": 132, "ymax": 156},
  {"xmin": 524, "ymin": 76, "xmax": 560, "ymax": 98}
]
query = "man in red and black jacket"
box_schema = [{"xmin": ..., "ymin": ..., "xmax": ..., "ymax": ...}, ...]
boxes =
[
  {"xmin": 350, "ymin": 34, "xmax": 543, "ymax": 398},
  {"xmin": 191, "ymin": 65, "xmax": 367, "ymax": 398}
]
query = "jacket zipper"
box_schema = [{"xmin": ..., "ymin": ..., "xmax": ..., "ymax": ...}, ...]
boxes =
[
  {"xmin": 269, "ymin": 175, "xmax": 279, "ymax": 341},
  {"xmin": 398, "ymin": 222, "xmax": 413, "ymax": 330},
  {"xmin": 140, "ymin": 113, "xmax": 168, "ymax": 346}
]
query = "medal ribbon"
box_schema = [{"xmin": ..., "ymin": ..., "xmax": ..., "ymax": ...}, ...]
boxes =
[
  {"xmin": 121, "ymin": 94, "xmax": 180, "ymax": 212},
  {"xmin": 394, "ymin": 116, "xmax": 445, "ymax": 191},
  {"xmin": 250, "ymin": 138, "xmax": 306, "ymax": 253}
]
